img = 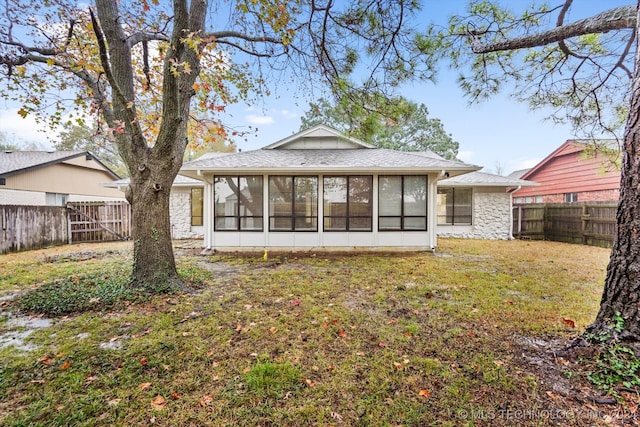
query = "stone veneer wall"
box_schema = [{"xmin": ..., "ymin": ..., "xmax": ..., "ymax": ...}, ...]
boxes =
[
  {"xmin": 437, "ymin": 189, "xmax": 512, "ymax": 240},
  {"xmin": 169, "ymin": 187, "xmax": 204, "ymax": 239}
]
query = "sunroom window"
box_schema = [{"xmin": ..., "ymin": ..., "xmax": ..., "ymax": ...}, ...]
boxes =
[
  {"xmin": 323, "ymin": 176, "xmax": 372, "ymax": 231},
  {"xmin": 214, "ymin": 176, "xmax": 263, "ymax": 231},
  {"xmin": 378, "ymin": 176, "xmax": 428, "ymax": 231},
  {"xmin": 269, "ymin": 176, "xmax": 318, "ymax": 231}
]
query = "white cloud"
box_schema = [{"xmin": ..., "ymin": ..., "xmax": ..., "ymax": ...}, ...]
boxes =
[
  {"xmin": 246, "ymin": 114, "xmax": 274, "ymax": 125},
  {"xmin": 280, "ymin": 109, "xmax": 298, "ymax": 119}
]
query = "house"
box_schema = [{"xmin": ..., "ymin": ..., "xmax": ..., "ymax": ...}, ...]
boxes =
[
  {"xmin": 179, "ymin": 125, "xmax": 534, "ymax": 251},
  {"xmin": 437, "ymin": 171, "xmax": 537, "ymax": 240},
  {"xmin": 0, "ymin": 150, "xmax": 124, "ymax": 205},
  {"xmin": 106, "ymin": 175, "xmax": 205, "ymax": 239},
  {"xmin": 512, "ymin": 140, "xmax": 621, "ymax": 204}
]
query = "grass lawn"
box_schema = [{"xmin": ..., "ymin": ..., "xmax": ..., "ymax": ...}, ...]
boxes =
[{"xmin": 0, "ymin": 238, "xmax": 633, "ymax": 426}]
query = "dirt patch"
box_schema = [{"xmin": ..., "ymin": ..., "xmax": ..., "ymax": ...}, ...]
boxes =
[{"xmin": 513, "ymin": 334, "xmax": 640, "ymax": 426}]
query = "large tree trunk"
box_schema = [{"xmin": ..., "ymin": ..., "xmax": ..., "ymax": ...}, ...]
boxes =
[
  {"xmin": 126, "ymin": 164, "xmax": 183, "ymax": 293},
  {"xmin": 587, "ymin": 4, "xmax": 640, "ymax": 341}
]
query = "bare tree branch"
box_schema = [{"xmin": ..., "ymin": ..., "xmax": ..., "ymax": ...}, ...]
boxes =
[{"xmin": 472, "ymin": 5, "xmax": 636, "ymax": 53}]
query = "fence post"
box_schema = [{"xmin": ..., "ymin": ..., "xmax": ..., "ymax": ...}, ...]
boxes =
[{"xmin": 581, "ymin": 204, "xmax": 588, "ymax": 245}]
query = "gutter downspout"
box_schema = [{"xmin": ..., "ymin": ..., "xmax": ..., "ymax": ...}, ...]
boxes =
[{"xmin": 508, "ymin": 185, "xmax": 522, "ymax": 240}]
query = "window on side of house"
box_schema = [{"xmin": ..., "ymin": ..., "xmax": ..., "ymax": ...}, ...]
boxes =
[
  {"xmin": 323, "ymin": 176, "xmax": 372, "ymax": 231},
  {"xmin": 191, "ymin": 188, "xmax": 203, "ymax": 226},
  {"xmin": 564, "ymin": 192, "xmax": 578, "ymax": 203},
  {"xmin": 437, "ymin": 187, "xmax": 472, "ymax": 225},
  {"xmin": 214, "ymin": 176, "xmax": 263, "ymax": 231},
  {"xmin": 269, "ymin": 176, "xmax": 318, "ymax": 231},
  {"xmin": 378, "ymin": 175, "xmax": 428, "ymax": 231},
  {"xmin": 45, "ymin": 192, "xmax": 68, "ymax": 206}
]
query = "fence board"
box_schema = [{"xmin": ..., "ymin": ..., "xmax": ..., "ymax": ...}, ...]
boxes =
[
  {"xmin": 1, "ymin": 205, "xmax": 68, "ymax": 253},
  {"xmin": 513, "ymin": 202, "xmax": 616, "ymax": 248}
]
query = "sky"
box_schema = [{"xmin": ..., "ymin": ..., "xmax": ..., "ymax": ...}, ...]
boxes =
[{"xmin": 0, "ymin": 1, "xmax": 632, "ymax": 175}]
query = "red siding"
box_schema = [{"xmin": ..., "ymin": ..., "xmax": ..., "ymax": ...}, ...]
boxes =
[{"xmin": 516, "ymin": 142, "xmax": 620, "ymax": 200}]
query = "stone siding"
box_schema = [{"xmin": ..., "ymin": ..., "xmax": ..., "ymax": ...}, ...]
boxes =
[
  {"xmin": 169, "ymin": 187, "xmax": 204, "ymax": 239},
  {"xmin": 437, "ymin": 190, "xmax": 512, "ymax": 240}
]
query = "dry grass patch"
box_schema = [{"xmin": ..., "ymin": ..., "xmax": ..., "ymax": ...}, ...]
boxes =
[{"xmin": 1, "ymin": 238, "xmax": 627, "ymax": 426}]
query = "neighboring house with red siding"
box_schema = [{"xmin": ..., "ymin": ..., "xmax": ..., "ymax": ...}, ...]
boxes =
[{"xmin": 512, "ymin": 140, "xmax": 620, "ymax": 204}]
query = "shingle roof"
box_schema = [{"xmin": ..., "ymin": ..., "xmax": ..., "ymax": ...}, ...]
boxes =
[
  {"xmin": 105, "ymin": 174, "xmax": 203, "ymax": 189},
  {"xmin": 0, "ymin": 150, "xmax": 120, "ymax": 179},
  {"xmin": 439, "ymin": 171, "xmax": 537, "ymax": 187},
  {"xmin": 181, "ymin": 148, "xmax": 479, "ymax": 174}
]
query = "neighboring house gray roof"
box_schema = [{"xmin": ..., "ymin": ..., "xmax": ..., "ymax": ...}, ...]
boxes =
[
  {"xmin": 0, "ymin": 150, "xmax": 120, "ymax": 179},
  {"xmin": 439, "ymin": 171, "xmax": 537, "ymax": 187},
  {"xmin": 507, "ymin": 168, "xmax": 531, "ymax": 179},
  {"xmin": 181, "ymin": 148, "xmax": 479, "ymax": 175},
  {"xmin": 105, "ymin": 174, "xmax": 203, "ymax": 189}
]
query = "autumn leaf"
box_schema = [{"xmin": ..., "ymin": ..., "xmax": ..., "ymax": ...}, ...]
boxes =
[
  {"xmin": 39, "ymin": 354, "xmax": 55, "ymax": 365},
  {"xmin": 378, "ymin": 342, "xmax": 388, "ymax": 347},
  {"xmin": 338, "ymin": 330, "xmax": 346, "ymax": 337},
  {"xmin": 418, "ymin": 390, "xmax": 431, "ymax": 398},
  {"xmin": 150, "ymin": 395, "xmax": 166, "ymax": 410},
  {"xmin": 562, "ymin": 318, "xmax": 576, "ymax": 328},
  {"xmin": 269, "ymin": 327, "xmax": 278, "ymax": 334},
  {"xmin": 140, "ymin": 358, "xmax": 148, "ymax": 366},
  {"xmin": 304, "ymin": 378, "xmax": 315, "ymax": 387},
  {"xmin": 199, "ymin": 395, "xmax": 214, "ymax": 407},
  {"xmin": 59, "ymin": 361, "xmax": 71, "ymax": 370},
  {"xmin": 291, "ymin": 300, "xmax": 301, "ymax": 306},
  {"xmin": 107, "ymin": 398, "xmax": 121, "ymax": 406},
  {"xmin": 393, "ymin": 362, "xmax": 403, "ymax": 370},
  {"xmin": 170, "ymin": 392, "xmax": 182, "ymax": 400},
  {"xmin": 138, "ymin": 382, "xmax": 152, "ymax": 391}
]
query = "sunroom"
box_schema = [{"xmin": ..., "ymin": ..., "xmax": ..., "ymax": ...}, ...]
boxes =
[{"xmin": 180, "ymin": 125, "xmax": 481, "ymax": 251}]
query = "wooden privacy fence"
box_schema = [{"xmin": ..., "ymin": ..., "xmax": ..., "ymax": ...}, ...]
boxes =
[
  {"xmin": 512, "ymin": 202, "xmax": 617, "ymax": 248},
  {"xmin": 1, "ymin": 201, "xmax": 132, "ymax": 254},
  {"xmin": 1, "ymin": 205, "xmax": 68, "ymax": 253},
  {"xmin": 66, "ymin": 201, "xmax": 131, "ymax": 243}
]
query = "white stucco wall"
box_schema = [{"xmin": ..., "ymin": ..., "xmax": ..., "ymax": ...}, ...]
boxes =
[
  {"xmin": 437, "ymin": 189, "xmax": 512, "ymax": 240},
  {"xmin": 169, "ymin": 187, "xmax": 204, "ymax": 239}
]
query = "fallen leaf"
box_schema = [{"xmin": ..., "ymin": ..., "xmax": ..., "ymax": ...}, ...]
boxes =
[
  {"xmin": 562, "ymin": 318, "xmax": 576, "ymax": 328},
  {"xmin": 138, "ymin": 382, "xmax": 152, "ymax": 391},
  {"xmin": 418, "ymin": 390, "xmax": 431, "ymax": 398},
  {"xmin": 269, "ymin": 327, "xmax": 278, "ymax": 334},
  {"xmin": 304, "ymin": 379, "xmax": 315, "ymax": 387},
  {"xmin": 338, "ymin": 330, "xmax": 346, "ymax": 337},
  {"xmin": 505, "ymin": 300, "xmax": 515, "ymax": 305},
  {"xmin": 59, "ymin": 361, "xmax": 71, "ymax": 370},
  {"xmin": 38, "ymin": 355, "xmax": 55, "ymax": 365},
  {"xmin": 493, "ymin": 360, "xmax": 504, "ymax": 367},
  {"xmin": 199, "ymin": 395, "xmax": 214, "ymax": 407},
  {"xmin": 140, "ymin": 358, "xmax": 148, "ymax": 366},
  {"xmin": 150, "ymin": 395, "xmax": 166, "ymax": 410},
  {"xmin": 291, "ymin": 300, "xmax": 301, "ymax": 306},
  {"xmin": 393, "ymin": 362, "xmax": 403, "ymax": 370},
  {"xmin": 170, "ymin": 392, "xmax": 182, "ymax": 400},
  {"xmin": 182, "ymin": 332, "xmax": 192, "ymax": 337},
  {"xmin": 107, "ymin": 398, "xmax": 121, "ymax": 406},
  {"xmin": 378, "ymin": 342, "xmax": 388, "ymax": 347}
]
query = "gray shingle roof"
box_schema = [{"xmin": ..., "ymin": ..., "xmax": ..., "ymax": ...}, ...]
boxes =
[
  {"xmin": 0, "ymin": 150, "xmax": 84, "ymax": 175},
  {"xmin": 439, "ymin": 171, "xmax": 537, "ymax": 187},
  {"xmin": 0, "ymin": 150, "xmax": 120, "ymax": 179},
  {"xmin": 181, "ymin": 148, "xmax": 479, "ymax": 174}
]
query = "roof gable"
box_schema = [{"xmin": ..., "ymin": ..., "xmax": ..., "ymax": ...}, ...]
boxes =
[
  {"xmin": 262, "ymin": 124, "xmax": 375, "ymax": 150},
  {"xmin": 0, "ymin": 150, "xmax": 121, "ymax": 179}
]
